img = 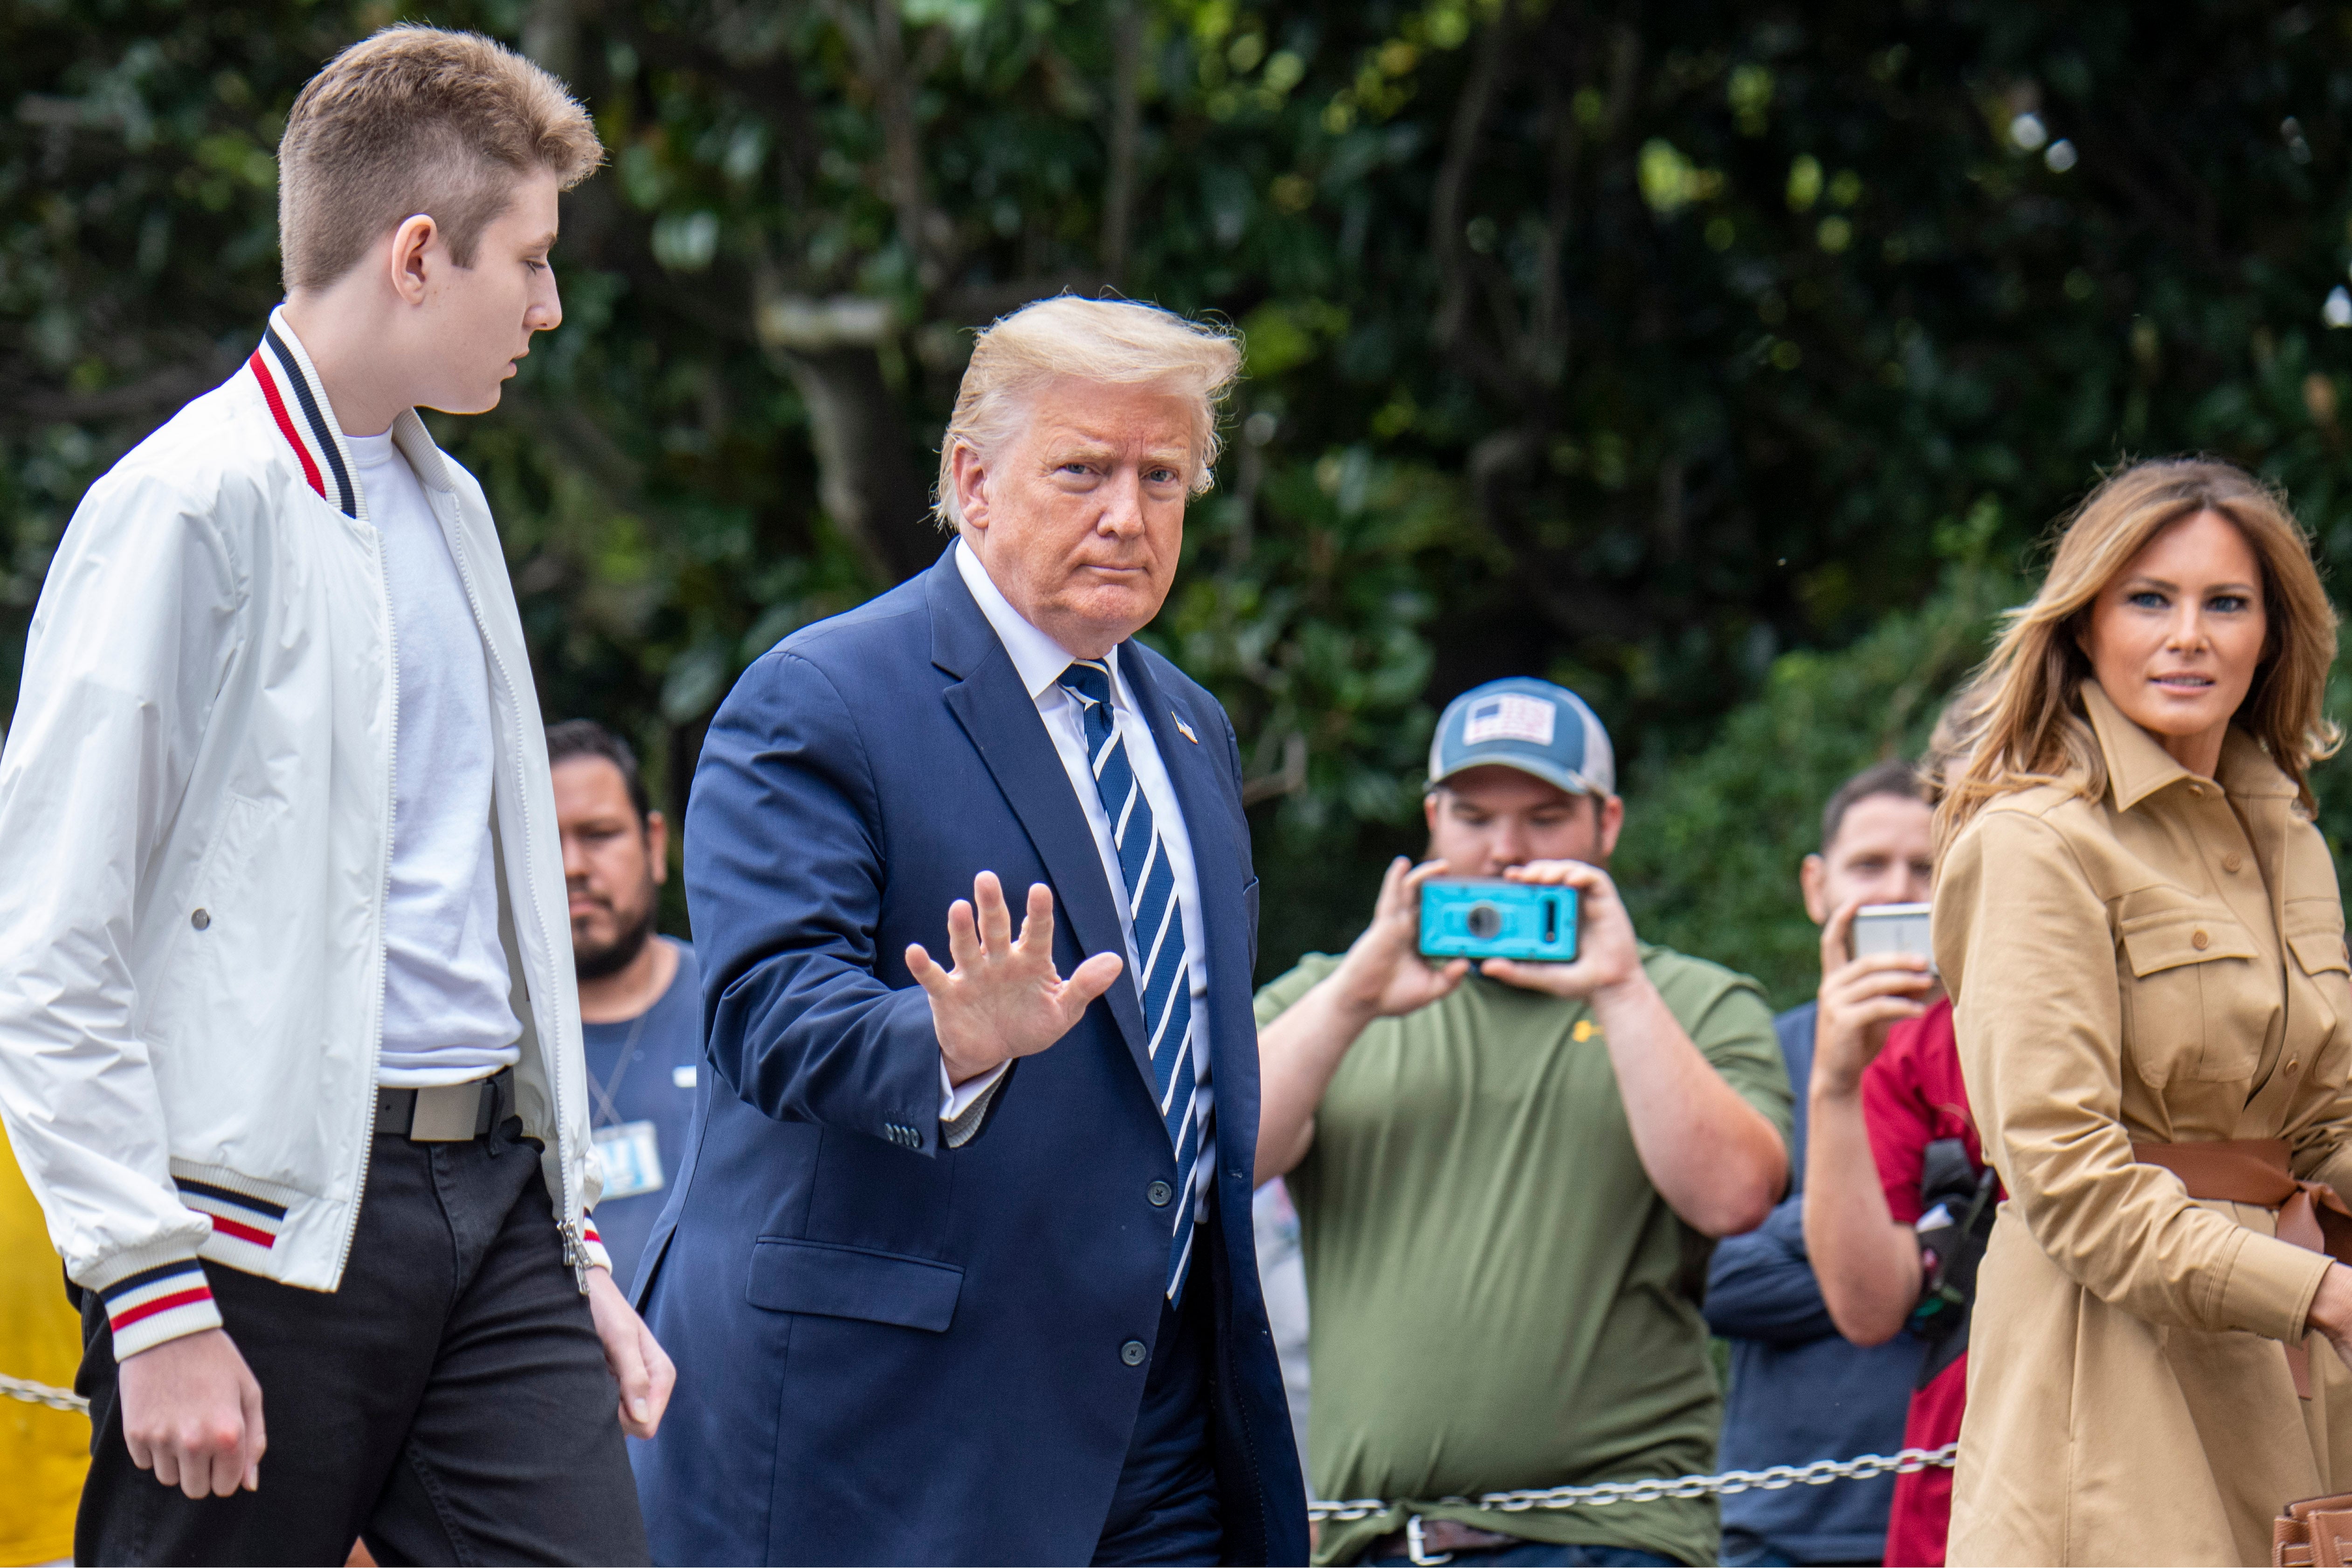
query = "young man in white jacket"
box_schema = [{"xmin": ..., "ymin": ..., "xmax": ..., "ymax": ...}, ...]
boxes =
[{"xmin": 0, "ymin": 27, "xmax": 671, "ymax": 1563}]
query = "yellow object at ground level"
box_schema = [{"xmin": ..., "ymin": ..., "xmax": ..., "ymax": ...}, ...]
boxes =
[{"xmin": 0, "ymin": 1129, "xmax": 84, "ymax": 1566}]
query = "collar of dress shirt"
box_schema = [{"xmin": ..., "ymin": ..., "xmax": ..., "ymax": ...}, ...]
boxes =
[{"xmin": 953, "ymin": 535, "xmax": 1118, "ymax": 702}]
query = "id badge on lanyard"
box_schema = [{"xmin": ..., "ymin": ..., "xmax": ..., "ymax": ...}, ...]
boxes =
[{"xmin": 593, "ymin": 1119, "xmax": 664, "ymax": 1200}]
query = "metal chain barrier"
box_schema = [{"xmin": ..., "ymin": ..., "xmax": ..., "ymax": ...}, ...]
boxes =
[
  {"xmin": 1, "ymin": 1373, "xmax": 89, "ymax": 1415},
  {"xmin": 1309, "ymin": 1442, "xmax": 1958, "ymax": 1523},
  {"xmin": 5, "ymin": 1365, "xmax": 1950, "ymax": 1496}
]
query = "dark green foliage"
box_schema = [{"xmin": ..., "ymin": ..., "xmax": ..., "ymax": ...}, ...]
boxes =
[
  {"xmin": 9, "ymin": 1, "xmax": 2352, "ymax": 979},
  {"xmin": 1614, "ymin": 552, "xmax": 2021, "ymax": 1006}
]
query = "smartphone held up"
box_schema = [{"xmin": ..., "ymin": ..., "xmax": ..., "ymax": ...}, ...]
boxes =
[
  {"xmin": 1419, "ymin": 879, "xmax": 1580, "ymax": 963},
  {"xmin": 1851, "ymin": 901, "xmax": 1936, "ymax": 975}
]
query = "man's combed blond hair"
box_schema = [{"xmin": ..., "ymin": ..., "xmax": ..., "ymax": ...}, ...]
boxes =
[
  {"xmin": 278, "ymin": 26, "xmax": 603, "ymax": 293},
  {"xmin": 933, "ymin": 297, "xmax": 1244, "ymax": 529},
  {"xmin": 1935, "ymin": 457, "xmax": 2342, "ymax": 856}
]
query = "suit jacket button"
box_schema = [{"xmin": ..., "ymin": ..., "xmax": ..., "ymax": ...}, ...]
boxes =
[
  {"xmin": 1147, "ymin": 1180, "xmax": 1173, "ymax": 1207},
  {"xmin": 1120, "ymin": 1340, "xmax": 1148, "ymax": 1366}
]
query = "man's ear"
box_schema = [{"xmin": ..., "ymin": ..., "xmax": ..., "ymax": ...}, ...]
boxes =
[
  {"xmin": 950, "ymin": 441, "xmax": 991, "ymax": 534},
  {"xmin": 1595, "ymin": 794, "xmax": 1625, "ymax": 860},
  {"xmin": 1800, "ymin": 852, "xmax": 1829, "ymax": 924},
  {"xmin": 387, "ymin": 213, "xmax": 438, "ymax": 307},
  {"xmin": 644, "ymin": 810, "xmax": 669, "ymax": 885}
]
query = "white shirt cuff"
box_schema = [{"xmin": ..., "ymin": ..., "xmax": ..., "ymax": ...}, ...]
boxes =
[{"xmin": 940, "ymin": 1057, "xmax": 1010, "ymax": 1121}]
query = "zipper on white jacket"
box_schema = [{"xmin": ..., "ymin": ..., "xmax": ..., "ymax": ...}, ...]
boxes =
[
  {"xmin": 333, "ymin": 520, "xmax": 398, "ymax": 1287},
  {"xmin": 433, "ymin": 489, "xmax": 589, "ymax": 1293}
]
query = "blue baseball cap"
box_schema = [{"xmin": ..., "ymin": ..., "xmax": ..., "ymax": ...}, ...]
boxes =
[{"xmin": 1428, "ymin": 677, "xmax": 1616, "ymax": 798}]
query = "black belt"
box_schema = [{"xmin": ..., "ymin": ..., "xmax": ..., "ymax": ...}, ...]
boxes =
[{"xmin": 375, "ymin": 1067, "xmax": 515, "ymax": 1141}]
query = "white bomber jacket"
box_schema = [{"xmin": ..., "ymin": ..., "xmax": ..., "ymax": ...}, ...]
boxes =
[{"xmin": 0, "ymin": 311, "xmax": 610, "ymax": 1357}]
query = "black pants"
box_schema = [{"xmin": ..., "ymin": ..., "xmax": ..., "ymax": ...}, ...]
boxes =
[
  {"xmin": 74, "ymin": 1120, "xmax": 648, "ymax": 1566},
  {"xmin": 1093, "ymin": 1280, "xmax": 1222, "ymax": 1566}
]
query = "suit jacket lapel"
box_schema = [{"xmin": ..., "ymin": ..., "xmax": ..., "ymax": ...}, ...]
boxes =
[{"xmin": 928, "ymin": 559, "xmax": 1152, "ymax": 1082}]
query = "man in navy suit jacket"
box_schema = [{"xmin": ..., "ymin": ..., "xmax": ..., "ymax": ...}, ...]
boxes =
[{"xmin": 630, "ymin": 297, "xmax": 1308, "ymax": 1566}]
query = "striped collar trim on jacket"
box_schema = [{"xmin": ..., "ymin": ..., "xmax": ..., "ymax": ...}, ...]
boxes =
[{"xmin": 246, "ymin": 307, "xmax": 365, "ymax": 521}]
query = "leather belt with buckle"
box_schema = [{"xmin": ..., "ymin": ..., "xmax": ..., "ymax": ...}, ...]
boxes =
[
  {"xmin": 375, "ymin": 1067, "xmax": 515, "ymax": 1141},
  {"xmin": 1367, "ymin": 1517, "xmax": 1520, "ymax": 1564}
]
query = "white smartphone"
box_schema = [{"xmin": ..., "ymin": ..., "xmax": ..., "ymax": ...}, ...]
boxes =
[{"xmin": 1851, "ymin": 901, "xmax": 1936, "ymax": 975}]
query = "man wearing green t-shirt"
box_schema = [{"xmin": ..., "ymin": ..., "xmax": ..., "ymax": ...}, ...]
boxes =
[{"xmin": 1255, "ymin": 677, "xmax": 1792, "ymax": 1568}]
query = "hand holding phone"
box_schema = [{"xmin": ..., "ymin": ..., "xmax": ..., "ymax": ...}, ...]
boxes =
[
  {"xmin": 1323, "ymin": 857, "xmax": 1474, "ymax": 1024},
  {"xmin": 1813, "ymin": 899, "xmax": 1936, "ymax": 1098}
]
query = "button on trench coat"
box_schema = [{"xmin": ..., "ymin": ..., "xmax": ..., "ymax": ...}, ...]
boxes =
[{"xmin": 1935, "ymin": 681, "xmax": 2352, "ymax": 1567}]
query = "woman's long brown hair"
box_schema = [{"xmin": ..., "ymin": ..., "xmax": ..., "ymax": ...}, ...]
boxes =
[{"xmin": 1934, "ymin": 458, "xmax": 2341, "ymax": 858}]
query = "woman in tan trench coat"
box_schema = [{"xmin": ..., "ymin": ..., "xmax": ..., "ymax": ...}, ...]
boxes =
[{"xmin": 1932, "ymin": 458, "xmax": 2352, "ymax": 1566}]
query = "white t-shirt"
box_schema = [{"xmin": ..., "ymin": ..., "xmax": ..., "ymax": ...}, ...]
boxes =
[{"xmin": 348, "ymin": 430, "xmax": 521, "ymax": 1088}]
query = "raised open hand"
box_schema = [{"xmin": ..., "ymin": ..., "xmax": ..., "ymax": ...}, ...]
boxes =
[{"xmin": 908, "ymin": 870, "xmax": 1125, "ymax": 1084}]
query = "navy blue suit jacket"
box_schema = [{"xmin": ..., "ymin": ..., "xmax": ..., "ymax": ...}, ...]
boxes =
[{"xmin": 631, "ymin": 549, "xmax": 1308, "ymax": 1566}]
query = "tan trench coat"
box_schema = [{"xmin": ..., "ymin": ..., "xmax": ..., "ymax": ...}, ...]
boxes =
[{"xmin": 1935, "ymin": 681, "xmax": 2352, "ymax": 1567}]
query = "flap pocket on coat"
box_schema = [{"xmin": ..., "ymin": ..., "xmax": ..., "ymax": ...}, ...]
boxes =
[
  {"xmin": 2119, "ymin": 912, "xmax": 2261, "ymax": 976},
  {"xmin": 2117, "ymin": 910, "xmax": 2269, "ymax": 1086},
  {"xmin": 2291, "ymin": 932, "xmax": 2350, "ymax": 976},
  {"xmin": 746, "ymin": 1238, "xmax": 963, "ymax": 1333}
]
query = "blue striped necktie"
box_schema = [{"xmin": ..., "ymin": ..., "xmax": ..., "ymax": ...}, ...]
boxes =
[{"xmin": 1057, "ymin": 658, "xmax": 1205, "ymax": 1302}]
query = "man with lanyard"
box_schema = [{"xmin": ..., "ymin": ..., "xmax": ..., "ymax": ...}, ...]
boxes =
[
  {"xmin": 1254, "ymin": 677, "xmax": 1792, "ymax": 1567},
  {"xmin": 550, "ymin": 720, "xmax": 703, "ymax": 1289}
]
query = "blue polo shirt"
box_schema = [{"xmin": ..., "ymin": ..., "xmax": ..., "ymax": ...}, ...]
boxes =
[{"xmin": 580, "ymin": 938, "xmax": 703, "ymax": 1291}]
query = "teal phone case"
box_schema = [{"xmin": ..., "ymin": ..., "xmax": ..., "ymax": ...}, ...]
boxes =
[{"xmin": 1418, "ymin": 879, "xmax": 1579, "ymax": 962}]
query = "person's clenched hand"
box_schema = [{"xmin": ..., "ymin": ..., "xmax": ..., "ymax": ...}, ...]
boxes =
[
  {"xmin": 587, "ymin": 1265, "xmax": 675, "ymax": 1438},
  {"xmin": 118, "ymin": 1326, "xmax": 266, "ymax": 1498}
]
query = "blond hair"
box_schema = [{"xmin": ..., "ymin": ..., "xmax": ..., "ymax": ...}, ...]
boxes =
[
  {"xmin": 933, "ymin": 297, "xmax": 1243, "ymax": 528},
  {"xmin": 1936, "ymin": 458, "xmax": 2341, "ymax": 854},
  {"xmin": 278, "ymin": 26, "xmax": 603, "ymax": 292}
]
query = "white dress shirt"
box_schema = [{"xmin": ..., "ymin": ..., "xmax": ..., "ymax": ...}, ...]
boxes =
[{"xmin": 944, "ymin": 541, "xmax": 1214, "ymax": 1212}]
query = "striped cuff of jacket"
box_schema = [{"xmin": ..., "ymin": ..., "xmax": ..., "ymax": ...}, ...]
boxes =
[
  {"xmin": 579, "ymin": 1216, "xmax": 612, "ymax": 1275},
  {"xmin": 94, "ymin": 1257, "xmax": 222, "ymax": 1358}
]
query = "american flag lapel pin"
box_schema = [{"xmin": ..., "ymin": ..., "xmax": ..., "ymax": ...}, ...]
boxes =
[{"xmin": 1173, "ymin": 712, "xmax": 1199, "ymax": 744}]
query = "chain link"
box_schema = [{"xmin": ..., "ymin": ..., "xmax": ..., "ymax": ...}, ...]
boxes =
[
  {"xmin": 1308, "ymin": 1443, "xmax": 1958, "ymax": 1523},
  {"xmin": 0, "ymin": 1374, "xmax": 88, "ymax": 1415}
]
